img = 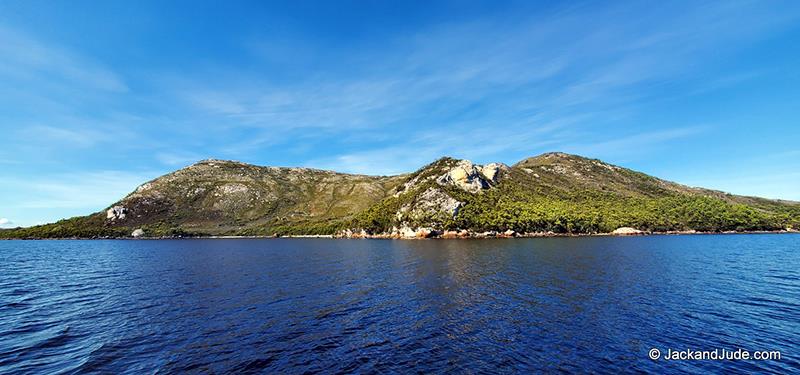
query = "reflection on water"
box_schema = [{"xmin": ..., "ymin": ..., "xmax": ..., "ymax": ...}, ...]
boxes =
[{"xmin": 0, "ymin": 235, "xmax": 798, "ymax": 373}]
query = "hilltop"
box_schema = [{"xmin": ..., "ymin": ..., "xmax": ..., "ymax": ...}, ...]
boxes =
[{"xmin": 2, "ymin": 153, "xmax": 799, "ymax": 239}]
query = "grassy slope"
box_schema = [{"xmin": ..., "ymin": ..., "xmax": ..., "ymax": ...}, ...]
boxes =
[
  {"xmin": 2, "ymin": 160, "xmax": 406, "ymax": 238},
  {"xmin": 113, "ymin": 159, "xmax": 406, "ymax": 236}
]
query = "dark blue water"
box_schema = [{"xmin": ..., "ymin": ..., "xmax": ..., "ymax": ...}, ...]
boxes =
[{"xmin": 1, "ymin": 235, "xmax": 798, "ymax": 373}]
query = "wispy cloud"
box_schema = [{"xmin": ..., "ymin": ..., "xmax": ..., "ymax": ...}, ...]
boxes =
[
  {"xmin": 561, "ymin": 126, "xmax": 710, "ymax": 159},
  {"xmin": 0, "ymin": 25, "xmax": 140, "ymax": 164},
  {"xmin": 308, "ymin": 116, "xmax": 578, "ymax": 175},
  {"xmin": 19, "ymin": 125, "xmax": 108, "ymax": 148},
  {"xmin": 0, "ymin": 218, "xmax": 13, "ymax": 227},
  {"xmin": 0, "ymin": 27, "xmax": 127, "ymax": 92},
  {"xmin": 2, "ymin": 0, "xmax": 799, "ymax": 226},
  {"xmin": 167, "ymin": 1, "xmax": 794, "ymax": 167},
  {"xmin": 5, "ymin": 171, "xmax": 157, "ymax": 209}
]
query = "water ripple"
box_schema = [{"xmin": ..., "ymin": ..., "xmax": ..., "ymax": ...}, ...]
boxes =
[{"xmin": 0, "ymin": 235, "xmax": 798, "ymax": 373}]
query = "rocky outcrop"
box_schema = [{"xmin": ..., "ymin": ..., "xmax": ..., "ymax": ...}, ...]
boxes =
[
  {"xmin": 389, "ymin": 225, "xmax": 437, "ymax": 239},
  {"xmin": 397, "ymin": 188, "xmax": 463, "ymax": 222},
  {"xmin": 435, "ymin": 160, "xmax": 507, "ymax": 193},
  {"xmin": 611, "ymin": 227, "xmax": 645, "ymax": 235},
  {"xmin": 412, "ymin": 227, "xmax": 436, "ymax": 238},
  {"xmin": 500, "ymin": 229, "xmax": 517, "ymax": 238},
  {"xmin": 131, "ymin": 228, "xmax": 145, "ymax": 238},
  {"xmin": 106, "ymin": 206, "xmax": 127, "ymax": 221},
  {"xmin": 335, "ymin": 225, "xmax": 440, "ymax": 239},
  {"xmin": 480, "ymin": 163, "xmax": 506, "ymax": 182},
  {"xmin": 441, "ymin": 229, "xmax": 470, "ymax": 238},
  {"xmin": 335, "ymin": 228, "xmax": 368, "ymax": 238}
]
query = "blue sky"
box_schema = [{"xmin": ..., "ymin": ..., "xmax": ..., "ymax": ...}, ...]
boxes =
[{"xmin": 1, "ymin": 0, "xmax": 799, "ymax": 227}]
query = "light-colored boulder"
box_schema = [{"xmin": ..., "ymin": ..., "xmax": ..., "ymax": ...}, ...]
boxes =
[
  {"xmin": 394, "ymin": 225, "xmax": 436, "ymax": 239},
  {"xmin": 106, "ymin": 206, "xmax": 127, "ymax": 221},
  {"xmin": 131, "ymin": 228, "xmax": 145, "ymax": 238},
  {"xmin": 612, "ymin": 227, "xmax": 644, "ymax": 235},
  {"xmin": 436, "ymin": 160, "xmax": 488, "ymax": 193},
  {"xmin": 436, "ymin": 160, "xmax": 507, "ymax": 193},
  {"xmin": 336, "ymin": 228, "xmax": 368, "ymax": 238},
  {"xmin": 479, "ymin": 163, "xmax": 508, "ymax": 182},
  {"xmin": 449, "ymin": 165, "xmax": 470, "ymax": 182},
  {"xmin": 398, "ymin": 225, "xmax": 417, "ymax": 239}
]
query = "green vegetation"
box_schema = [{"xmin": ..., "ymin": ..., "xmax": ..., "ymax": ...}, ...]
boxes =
[
  {"xmin": 348, "ymin": 153, "xmax": 800, "ymax": 235},
  {"xmin": 0, "ymin": 214, "xmax": 129, "ymax": 239},
  {"xmin": 454, "ymin": 191, "xmax": 792, "ymax": 234},
  {"xmin": 349, "ymin": 179, "xmax": 797, "ymax": 235}
]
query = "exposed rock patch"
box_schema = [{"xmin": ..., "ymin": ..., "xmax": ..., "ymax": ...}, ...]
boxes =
[
  {"xmin": 612, "ymin": 227, "xmax": 645, "ymax": 235},
  {"xmin": 217, "ymin": 183, "xmax": 249, "ymax": 195},
  {"xmin": 441, "ymin": 229, "xmax": 470, "ymax": 238},
  {"xmin": 398, "ymin": 188, "xmax": 463, "ymax": 221},
  {"xmin": 480, "ymin": 163, "xmax": 505, "ymax": 182},
  {"xmin": 390, "ymin": 225, "xmax": 438, "ymax": 239},
  {"xmin": 106, "ymin": 206, "xmax": 127, "ymax": 221},
  {"xmin": 435, "ymin": 160, "xmax": 507, "ymax": 193},
  {"xmin": 135, "ymin": 183, "xmax": 152, "ymax": 194},
  {"xmin": 501, "ymin": 229, "xmax": 517, "ymax": 237}
]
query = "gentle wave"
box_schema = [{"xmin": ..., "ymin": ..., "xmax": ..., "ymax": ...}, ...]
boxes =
[{"xmin": 0, "ymin": 235, "xmax": 798, "ymax": 373}]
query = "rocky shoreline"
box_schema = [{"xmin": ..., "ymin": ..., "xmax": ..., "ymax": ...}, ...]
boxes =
[
  {"xmin": 330, "ymin": 227, "xmax": 799, "ymax": 239},
  {"xmin": 3, "ymin": 228, "xmax": 797, "ymax": 240},
  {"xmin": 269, "ymin": 228, "xmax": 800, "ymax": 239}
]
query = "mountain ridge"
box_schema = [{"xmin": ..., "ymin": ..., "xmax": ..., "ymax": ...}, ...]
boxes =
[{"xmin": 2, "ymin": 152, "xmax": 798, "ymax": 239}]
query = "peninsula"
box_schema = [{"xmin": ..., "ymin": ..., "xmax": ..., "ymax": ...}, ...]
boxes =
[{"xmin": 2, "ymin": 152, "xmax": 798, "ymax": 239}]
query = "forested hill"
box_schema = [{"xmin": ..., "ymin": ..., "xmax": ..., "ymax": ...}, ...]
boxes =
[{"xmin": 2, "ymin": 153, "xmax": 799, "ymax": 239}]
